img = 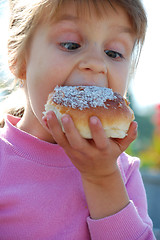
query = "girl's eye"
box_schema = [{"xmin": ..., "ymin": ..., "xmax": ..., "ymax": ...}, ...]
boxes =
[
  {"xmin": 105, "ymin": 50, "xmax": 124, "ymax": 60},
  {"xmin": 60, "ymin": 42, "xmax": 81, "ymax": 50}
]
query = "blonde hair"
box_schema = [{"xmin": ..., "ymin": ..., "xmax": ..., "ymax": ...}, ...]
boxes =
[
  {"xmin": 0, "ymin": 0, "xmax": 147, "ymax": 127},
  {"xmin": 8, "ymin": 0, "xmax": 147, "ymax": 79}
]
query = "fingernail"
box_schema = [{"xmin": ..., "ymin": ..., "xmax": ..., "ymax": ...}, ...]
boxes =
[
  {"xmin": 133, "ymin": 122, "xmax": 138, "ymax": 136},
  {"xmin": 46, "ymin": 111, "xmax": 52, "ymax": 121},
  {"xmin": 42, "ymin": 116, "xmax": 47, "ymax": 123},
  {"xmin": 134, "ymin": 121, "xmax": 138, "ymax": 130},
  {"xmin": 61, "ymin": 115, "xmax": 69, "ymax": 124},
  {"xmin": 90, "ymin": 116, "xmax": 98, "ymax": 125},
  {"xmin": 42, "ymin": 116, "xmax": 49, "ymax": 128}
]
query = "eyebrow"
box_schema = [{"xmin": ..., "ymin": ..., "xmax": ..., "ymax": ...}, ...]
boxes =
[
  {"xmin": 54, "ymin": 14, "xmax": 79, "ymax": 23},
  {"xmin": 110, "ymin": 25, "xmax": 134, "ymax": 35},
  {"xmin": 54, "ymin": 14, "xmax": 134, "ymax": 36}
]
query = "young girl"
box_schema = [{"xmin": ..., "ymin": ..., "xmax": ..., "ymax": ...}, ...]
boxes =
[{"xmin": 0, "ymin": 0, "xmax": 156, "ymax": 239}]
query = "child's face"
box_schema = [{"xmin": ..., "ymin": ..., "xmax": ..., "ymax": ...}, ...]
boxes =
[{"xmin": 24, "ymin": 2, "xmax": 136, "ymax": 139}]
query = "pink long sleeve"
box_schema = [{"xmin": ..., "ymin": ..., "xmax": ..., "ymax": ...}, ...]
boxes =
[
  {"xmin": 87, "ymin": 154, "xmax": 154, "ymax": 239},
  {"xmin": 0, "ymin": 115, "xmax": 155, "ymax": 239}
]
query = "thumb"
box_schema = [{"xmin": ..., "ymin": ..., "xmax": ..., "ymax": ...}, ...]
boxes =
[{"xmin": 117, "ymin": 121, "xmax": 138, "ymax": 153}]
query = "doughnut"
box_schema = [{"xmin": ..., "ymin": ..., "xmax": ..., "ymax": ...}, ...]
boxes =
[{"xmin": 44, "ymin": 85, "xmax": 135, "ymax": 139}]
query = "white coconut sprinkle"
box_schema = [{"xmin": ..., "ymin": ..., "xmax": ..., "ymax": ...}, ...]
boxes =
[{"xmin": 51, "ymin": 86, "xmax": 117, "ymax": 110}]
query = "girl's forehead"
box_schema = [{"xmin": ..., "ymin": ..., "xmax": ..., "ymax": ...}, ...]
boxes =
[
  {"xmin": 38, "ymin": 0, "xmax": 146, "ymax": 41},
  {"xmin": 47, "ymin": 1, "xmax": 133, "ymax": 32},
  {"xmin": 47, "ymin": 0, "xmax": 118, "ymax": 22}
]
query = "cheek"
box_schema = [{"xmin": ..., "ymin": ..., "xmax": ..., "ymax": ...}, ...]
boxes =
[
  {"xmin": 25, "ymin": 68, "xmax": 51, "ymax": 118},
  {"xmin": 108, "ymin": 63, "xmax": 130, "ymax": 95},
  {"xmin": 26, "ymin": 59, "xmax": 70, "ymax": 116}
]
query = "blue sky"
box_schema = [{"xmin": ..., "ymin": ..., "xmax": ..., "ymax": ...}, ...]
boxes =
[{"xmin": 0, "ymin": 0, "xmax": 159, "ymax": 109}]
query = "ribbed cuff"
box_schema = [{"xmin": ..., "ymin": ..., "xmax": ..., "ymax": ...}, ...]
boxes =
[{"xmin": 87, "ymin": 201, "xmax": 151, "ymax": 240}]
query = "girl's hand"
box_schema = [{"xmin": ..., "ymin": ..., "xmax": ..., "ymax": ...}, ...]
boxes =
[
  {"xmin": 43, "ymin": 111, "xmax": 137, "ymax": 183},
  {"xmin": 43, "ymin": 111, "xmax": 137, "ymax": 219}
]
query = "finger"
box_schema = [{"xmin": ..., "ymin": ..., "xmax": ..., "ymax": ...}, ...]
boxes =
[
  {"xmin": 89, "ymin": 116, "xmax": 109, "ymax": 150},
  {"xmin": 61, "ymin": 114, "xmax": 90, "ymax": 151},
  {"xmin": 115, "ymin": 121, "xmax": 138, "ymax": 152},
  {"xmin": 45, "ymin": 111, "xmax": 69, "ymax": 148}
]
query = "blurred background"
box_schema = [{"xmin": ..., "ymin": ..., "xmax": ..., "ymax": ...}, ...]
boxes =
[{"xmin": 0, "ymin": 0, "xmax": 160, "ymax": 237}]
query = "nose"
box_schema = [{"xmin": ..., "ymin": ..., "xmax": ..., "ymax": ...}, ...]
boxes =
[{"xmin": 78, "ymin": 49, "xmax": 107, "ymax": 75}]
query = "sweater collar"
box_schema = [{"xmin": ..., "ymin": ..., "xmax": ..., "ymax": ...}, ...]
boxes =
[{"xmin": 2, "ymin": 115, "xmax": 73, "ymax": 167}]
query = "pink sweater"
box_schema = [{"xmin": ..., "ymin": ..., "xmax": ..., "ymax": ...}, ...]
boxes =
[{"xmin": 0, "ymin": 115, "xmax": 155, "ymax": 240}]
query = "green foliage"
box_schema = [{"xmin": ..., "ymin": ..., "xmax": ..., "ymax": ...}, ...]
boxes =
[
  {"xmin": 139, "ymin": 134, "xmax": 160, "ymax": 170},
  {"xmin": 126, "ymin": 89, "xmax": 159, "ymax": 169},
  {"xmin": 126, "ymin": 112, "xmax": 154, "ymax": 155}
]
